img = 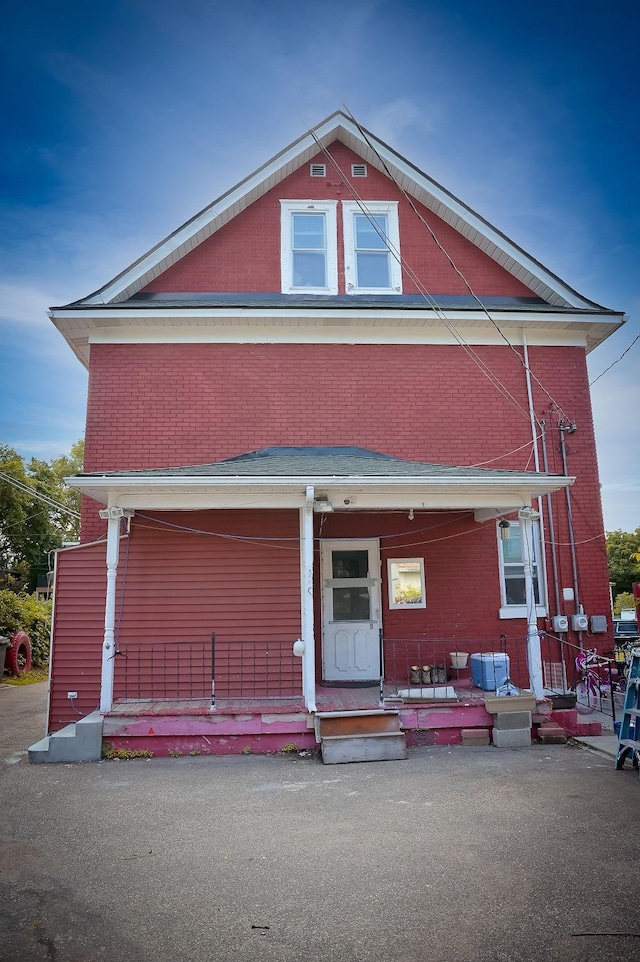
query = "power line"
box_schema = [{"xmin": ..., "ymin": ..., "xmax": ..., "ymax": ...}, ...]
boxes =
[
  {"xmin": 0, "ymin": 470, "xmax": 81, "ymax": 519},
  {"xmin": 340, "ymin": 105, "xmax": 574, "ymax": 424}
]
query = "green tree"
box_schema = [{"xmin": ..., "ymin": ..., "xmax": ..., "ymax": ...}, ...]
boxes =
[
  {"xmin": 0, "ymin": 440, "xmax": 83, "ymax": 592},
  {"xmin": 606, "ymin": 527, "xmax": 640, "ymax": 597}
]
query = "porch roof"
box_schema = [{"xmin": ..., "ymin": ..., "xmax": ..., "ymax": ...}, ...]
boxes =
[{"xmin": 68, "ymin": 446, "xmax": 573, "ymax": 514}]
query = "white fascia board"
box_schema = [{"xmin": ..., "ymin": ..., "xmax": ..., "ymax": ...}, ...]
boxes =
[{"xmin": 68, "ymin": 472, "xmax": 573, "ymax": 512}]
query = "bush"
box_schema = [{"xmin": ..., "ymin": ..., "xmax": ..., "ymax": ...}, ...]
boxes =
[{"xmin": 0, "ymin": 590, "xmax": 51, "ymax": 667}]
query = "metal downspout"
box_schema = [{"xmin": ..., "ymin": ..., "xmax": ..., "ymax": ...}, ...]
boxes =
[
  {"xmin": 300, "ymin": 486, "xmax": 316, "ymax": 712},
  {"xmin": 559, "ymin": 420, "xmax": 582, "ymax": 637},
  {"xmin": 540, "ymin": 421, "xmax": 562, "ymax": 617}
]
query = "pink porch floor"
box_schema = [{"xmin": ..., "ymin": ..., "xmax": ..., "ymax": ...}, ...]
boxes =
[{"xmin": 103, "ymin": 676, "xmax": 602, "ymax": 757}]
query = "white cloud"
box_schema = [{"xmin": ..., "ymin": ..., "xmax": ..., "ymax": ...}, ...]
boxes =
[{"xmin": 0, "ymin": 281, "xmax": 61, "ymax": 327}]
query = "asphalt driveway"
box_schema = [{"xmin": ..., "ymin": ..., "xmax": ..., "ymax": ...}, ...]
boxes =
[{"xmin": 1, "ymin": 682, "xmax": 640, "ymax": 962}]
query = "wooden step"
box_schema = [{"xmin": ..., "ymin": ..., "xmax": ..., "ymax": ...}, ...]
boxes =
[
  {"xmin": 321, "ymin": 731, "xmax": 407, "ymax": 765},
  {"xmin": 315, "ymin": 709, "xmax": 401, "ymax": 739}
]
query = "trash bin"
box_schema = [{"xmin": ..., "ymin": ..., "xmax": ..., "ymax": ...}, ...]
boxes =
[{"xmin": 0, "ymin": 635, "xmax": 9, "ymax": 678}]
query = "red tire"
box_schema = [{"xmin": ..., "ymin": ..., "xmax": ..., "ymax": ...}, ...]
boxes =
[{"xmin": 6, "ymin": 631, "xmax": 32, "ymax": 675}]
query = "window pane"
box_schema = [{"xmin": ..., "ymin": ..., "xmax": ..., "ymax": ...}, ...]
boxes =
[
  {"xmin": 502, "ymin": 531, "xmax": 523, "ymax": 563},
  {"xmin": 356, "ymin": 252, "xmax": 390, "ymax": 288},
  {"xmin": 293, "ymin": 251, "xmax": 326, "ymax": 287},
  {"xmin": 333, "ymin": 587, "xmax": 371, "ymax": 621},
  {"xmin": 355, "ymin": 214, "xmax": 387, "ymax": 250},
  {"xmin": 292, "ymin": 213, "xmax": 325, "ymax": 249},
  {"xmin": 504, "ymin": 570, "xmax": 540, "ymax": 605},
  {"xmin": 332, "ymin": 550, "xmax": 368, "ymax": 579}
]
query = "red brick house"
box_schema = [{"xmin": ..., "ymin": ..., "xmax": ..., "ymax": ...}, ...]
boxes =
[{"xmin": 41, "ymin": 111, "xmax": 623, "ymax": 759}]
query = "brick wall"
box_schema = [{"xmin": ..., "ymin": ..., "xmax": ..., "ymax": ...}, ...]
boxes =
[{"xmin": 141, "ymin": 141, "xmax": 533, "ymax": 297}]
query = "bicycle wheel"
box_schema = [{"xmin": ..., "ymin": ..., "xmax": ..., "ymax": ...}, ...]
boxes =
[{"xmin": 575, "ymin": 680, "xmax": 597, "ymax": 714}]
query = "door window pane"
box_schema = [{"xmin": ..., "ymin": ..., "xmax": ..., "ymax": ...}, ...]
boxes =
[
  {"xmin": 333, "ymin": 587, "xmax": 371, "ymax": 621},
  {"xmin": 332, "ymin": 550, "xmax": 368, "ymax": 579}
]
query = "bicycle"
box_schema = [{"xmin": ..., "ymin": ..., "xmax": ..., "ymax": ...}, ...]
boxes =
[{"xmin": 574, "ymin": 648, "xmax": 624, "ymax": 715}]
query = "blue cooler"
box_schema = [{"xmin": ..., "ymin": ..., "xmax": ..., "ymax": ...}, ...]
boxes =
[{"xmin": 470, "ymin": 652, "xmax": 510, "ymax": 691}]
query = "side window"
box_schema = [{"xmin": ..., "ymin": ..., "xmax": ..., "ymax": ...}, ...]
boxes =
[
  {"xmin": 343, "ymin": 201, "xmax": 402, "ymax": 294},
  {"xmin": 498, "ymin": 521, "xmax": 547, "ymax": 618},
  {"xmin": 280, "ymin": 201, "xmax": 338, "ymax": 294}
]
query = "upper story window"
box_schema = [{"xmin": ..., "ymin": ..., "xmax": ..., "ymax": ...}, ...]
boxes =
[
  {"xmin": 343, "ymin": 201, "xmax": 402, "ymax": 294},
  {"xmin": 280, "ymin": 201, "xmax": 338, "ymax": 294},
  {"xmin": 497, "ymin": 520, "xmax": 547, "ymax": 619}
]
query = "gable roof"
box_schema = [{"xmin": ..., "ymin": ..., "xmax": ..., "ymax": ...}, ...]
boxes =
[{"xmin": 69, "ymin": 111, "xmax": 609, "ymax": 312}]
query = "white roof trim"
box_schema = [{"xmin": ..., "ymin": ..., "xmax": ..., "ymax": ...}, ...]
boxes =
[
  {"xmin": 71, "ymin": 111, "xmax": 607, "ymax": 311},
  {"xmin": 68, "ymin": 472, "xmax": 572, "ymax": 512},
  {"xmin": 50, "ymin": 306, "xmax": 623, "ymax": 368}
]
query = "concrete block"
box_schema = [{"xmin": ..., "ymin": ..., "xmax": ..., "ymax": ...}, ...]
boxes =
[
  {"xmin": 494, "ymin": 711, "xmax": 532, "ymax": 731},
  {"xmin": 461, "ymin": 728, "xmax": 491, "ymax": 746},
  {"xmin": 321, "ymin": 732, "xmax": 407, "ymax": 764},
  {"xmin": 538, "ymin": 730, "xmax": 567, "ymax": 745},
  {"xmin": 492, "ymin": 727, "xmax": 531, "ymax": 748},
  {"xmin": 28, "ymin": 736, "xmax": 51, "ymax": 764},
  {"xmin": 484, "ymin": 693, "xmax": 536, "ymax": 714}
]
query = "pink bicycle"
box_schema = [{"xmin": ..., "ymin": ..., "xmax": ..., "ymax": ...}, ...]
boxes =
[{"xmin": 574, "ymin": 648, "xmax": 622, "ymax": 715}]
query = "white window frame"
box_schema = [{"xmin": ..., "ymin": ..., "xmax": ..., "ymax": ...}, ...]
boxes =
[
  {"xmin": 343, "ymin": 201, "xmax": 402, "ymax": 294},
  {"xmin": 387, "ymin": 557, "xmax": 426, "ymax": 610},
  {"xmin": 497, "ymin": 521, "xmax": 547, "ymax": 620},
  {"xmin": 280, "ymin": 200, "xmax": 338, "ymax": 295}
]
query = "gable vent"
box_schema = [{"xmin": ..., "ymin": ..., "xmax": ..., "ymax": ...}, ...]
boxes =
[
  {"xmin": 351, "ymin": 164, "xmax": 367, "ymax": 177},
  {"xmin": 310, "ymin": 163, "xmax": 326, "ymax": 177}
]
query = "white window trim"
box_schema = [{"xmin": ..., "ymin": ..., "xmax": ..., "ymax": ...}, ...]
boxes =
[
  {"xmin": 387, "ymin": 557, "xmax": 426, "ymax": 610},
  {"xmin": 280, "ymin": 200, "xmax": 338, "ymax": 295},
  {"xmin": 497, "ymin": 521, "xmax": 547, "ymax": 619},
  {"xmin": 343, "ymin": 201, "xmax": 402, "ymax": 294}
]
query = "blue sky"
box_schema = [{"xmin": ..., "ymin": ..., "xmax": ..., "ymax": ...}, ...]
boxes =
[{"xmin": 2, "ymin": 0, "xmax": 639, "ymax": 531}]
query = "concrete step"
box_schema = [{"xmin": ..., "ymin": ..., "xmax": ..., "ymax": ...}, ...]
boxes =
[
  {"xmin": 28, "ymin": 711, "xmax": 103, "ymax": 764},
  {"xmin": 315, "ymin": 709, "xmax": 401, "ymax": 739},
  {"xmin": 321, "ymin": 731, "xmax": 407, "ymax": 764}
]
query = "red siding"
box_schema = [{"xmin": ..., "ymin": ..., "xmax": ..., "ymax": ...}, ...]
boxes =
[
  {"xmin": 49, "ymin": 542, "xmax": 106, "ymax": 732},
  {"xmin": 141, "ymin": 141, "xmax": 534, "ymax": 298}
]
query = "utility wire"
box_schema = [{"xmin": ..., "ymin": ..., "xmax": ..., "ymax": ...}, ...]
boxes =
[
  {"xmin": 305, "ymin": 123, "xmax": 534, "ymax": 426},
  {"xmin": 0, "ymin": 470, "xmax": 81, "ymax": 519},
  {"xmin": 340, "ymin": 105, "xmax": 575, "ymax": 424}
]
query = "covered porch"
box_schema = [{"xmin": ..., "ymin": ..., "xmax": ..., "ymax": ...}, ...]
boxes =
[{"xmin": 65, "ymin": 447, "xmax": 578, "ymax": 756}]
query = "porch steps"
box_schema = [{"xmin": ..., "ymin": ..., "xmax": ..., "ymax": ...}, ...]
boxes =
[
  {"xmin": 28, "ymin": 711, "xmax": 103, "ymax": 764},
  {"xmin": 315, "ymin": 710, "xmax": 407, "ymax": 764}
]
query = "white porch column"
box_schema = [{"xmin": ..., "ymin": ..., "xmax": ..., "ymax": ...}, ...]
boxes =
[
  {"xmin": 99, "ymin": 511, "xmax": 122, "ymax": 713},
  {"xmin": 519, "ymin": 507, "xmax": 544, "ymax": 700},
  {"xmin": 299, "ymin": 486, "xmax": 316, "ymax": 712}
]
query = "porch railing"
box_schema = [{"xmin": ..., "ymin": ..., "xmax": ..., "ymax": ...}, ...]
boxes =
[
  {"xmin": 113, "ymin": 635, "xmax": 304, "ymax": 705},
  {"xmin": 113, "ymin": 637, "xmax": 214, "ymax": 702},
  {"xmin": 383, "ymin": 633, "xmax": 622, "ymax": 718},
  {"xmin": 213, "ymin": 636, "xmax": 303, "ymax": 702}
]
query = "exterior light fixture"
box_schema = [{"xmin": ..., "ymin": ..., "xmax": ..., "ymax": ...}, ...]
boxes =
[
  {"xmin": 499, "ymin": 520, "xmax": 511, "ymax": 540},
  {"xmin": 313, "ymin": 498, "xmax": 333, "ymax": 513}
]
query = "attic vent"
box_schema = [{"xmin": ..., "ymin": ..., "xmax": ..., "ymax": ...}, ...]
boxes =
[
  {"xmin": 310, "ymin": 164, "xmax": 326, "ymax": 177},
  {"xmin": 351, "ymin": 164, "xmax": 367, "ymax": 177}
]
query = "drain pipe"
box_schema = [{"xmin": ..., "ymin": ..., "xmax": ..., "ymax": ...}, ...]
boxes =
[
  {"xmin": 540, "ymin": 421, "xmax": 561, "ymax": 618},
  {"xmin": 559, "ymin": 419, "xmax": 580, "ymax": 607},
  {"xmin": 559, "ymin": 419, "xmax": 583, "ymax": 645}
]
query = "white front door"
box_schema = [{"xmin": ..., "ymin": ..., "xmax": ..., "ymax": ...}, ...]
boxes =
[{"xmin": 321, "ymin": 540, "xmax": 382, "ymax": 682}]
